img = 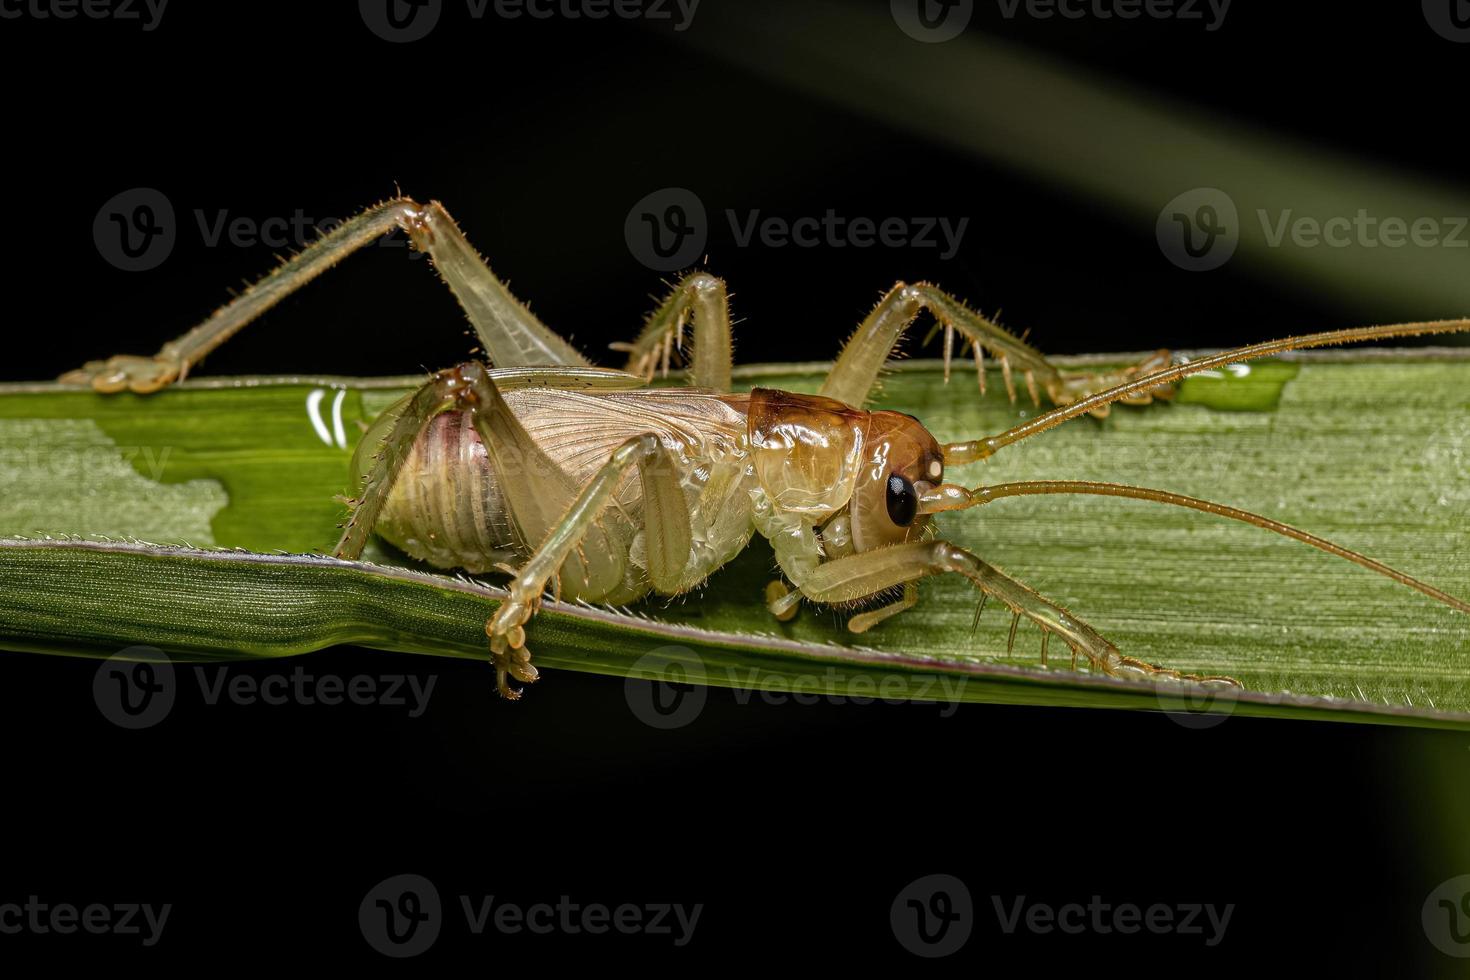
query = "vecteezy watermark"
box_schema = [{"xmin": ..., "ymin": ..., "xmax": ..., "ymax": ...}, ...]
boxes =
[
  {"xmin": 93, "ymin": 648, "xmax": 438, "ymax": 728},
  {"xmin": 93, "ymin": 189, "xmax": 422, "ymax": 272},
  {"xmin": 624, "ymin": 647, "xmax": 709, "ymax": 730},
  {"xmin": 360, "ymin": 874, "xmax": 443, "ymax": 958},
  {"xmin": 359, "ymin": 0, "xmax": 699, "ymax": 43},
  {"xmin": 625, "ymin": 187, "xmax": 970, "ymax": 272},
  {"xmin": 992, "ymin": 895, "xmax": 1234, "ymax": 945},
  {"xmin": 891, "ymin": 876, "xmax": 1234, "ymax": 954},
  {"xmin": 623, "ymin": 646, "xmax": 968, "ymax": 728},
  {"xmin": 1157, "ymin": 187, "xmax": 1470, "ymax": 272},
  {"xmin": 1423, "ymin": 0, "xmax": 1470, "ymax": 43},
  {"xmin": 0, "ymin": 0, "xmax": 168, "ymax": 30},
  {"xmin": 994, "ymin": 0, "xmax": 1231, "ymax": 30},
  {"xmin": 0, "ymin": 897, "xmax": 171, "ymax": 947},
  {"xmin": 93, "ymin": 647, "xmax": 176, "ymax": 730},
  {"xmin": 359, "ymin": 874, "xmax": 702, "ymax": 957},
  {"xmin": 0, "ymin": 445, "xmax": 172, "ymax": 481},
  {"xmin": 891, "ymin": 874, "xmax": 974, "ymax": 958},
  {"xmin": 723, "ymin": 667, "xmax": 965, "ymax": 717},
  {"xmin": 1423, "ymin": 874, "xmax": 1470, "ymax": 958},
  {"xmin": 891, "ymin": 0, "xmax": 974, "ymax": 42},
  {"xmin": 94, "ymin": 188, "xmax": 176, "ymax": 272},
  {"xmin": 461, "ymin": 895, "xmax": 702, "ymax": 946},
  {"xmin": 1257, "ymin": 209, "xmax": 1470, "ymax": 250},
  {"xmin": 1154, "ymin": 678, "xmax": 1238, "ymax": 730},
  {"xmin": 1156, "ymin": 187, "xmax": 1238, "ymax": 272},
  {"xmin": 727, "ymin": 211, "xmax": 969, "ymax": 259},
  {"xmin": 624, "ymin": 187, "xmax": 709, "ymax": 273}
]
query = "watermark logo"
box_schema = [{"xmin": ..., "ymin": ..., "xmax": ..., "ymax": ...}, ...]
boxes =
[
  {"xmin": 360, "ymin": 874, "xmax": 443, "ymax": 958},
  {"xmin": 624, "ymin": 646, "xmax": 708, "ymax": 729},
  {"xmin": 892, "ymin": 876, "xmax": 1233, "ymax": 951},
  {"xmin": 1159, "ymin": 193, "xmax": 1470, "ymax": 272},
  {"xmin": 361, "ymin": 0, "xmax": 698, "ymax": 41},
  {"xmin": 93, "ymin": 646, "xmax": 176, "ymax": 729},
  {"xmin": 94, "ymin": 189, "xmax": 422, "ymax": 271},
  {"xmin": 360, "ymin": 874, "xmax": 702, "ymax": 955},
  {"xmin": 93, "ymin": 647, "xmax": 437, "ymax": 728},
  {"xmin": 1423, "ymin": 0, "xmax": 1470, "ymax": 42},
  {"xmin": 1154, "ymin": 679, "xmax": 1238, "ymax": 730},
  {"xmin": 891, "ymin": 0, "xmax": 974, "ymax": 42},
  {"xmin": 360, "ymin": 0, "xmax": 442, "ymax": 42},
  {"xmin": 624, "ymin": 648, "xmax": 969, "ymax": 728},
  {"xmin": 891, "ymin": 874, "xmax": 973, "ymax": 957},
  {"xmin": 93, "ymin": 188, "xmax": 176, "ymax": 272},
  {"xmin": 625, "ymin": 187, "xmax": 708, "ymax": 273},
  {"xmin": 625, "ymin": 188, "xmax": 971, "ymax": 271},
  {"xmin": 1156, "ymin": 187, "xmax": 1238, "ymax": 272},
  {"xmin": 1423, "ymin": 875, "xmax": 1470, "ymax": 957}
]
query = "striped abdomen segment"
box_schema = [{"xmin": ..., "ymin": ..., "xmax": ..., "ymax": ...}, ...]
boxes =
[{"xmin": 375, "ymin": 411, "xmax": 520, "ymax": 573}]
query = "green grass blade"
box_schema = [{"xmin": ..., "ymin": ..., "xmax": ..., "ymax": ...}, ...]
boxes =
[{"xmin": 1, "ymin": 353, "xmax": 1467, "ymax": 727}]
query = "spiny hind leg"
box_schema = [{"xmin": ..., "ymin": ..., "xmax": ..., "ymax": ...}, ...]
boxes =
[
  {"xmin": 62, "ymin": 197, "xmax": 589, "ymax": 393},
  {"xmin": 818, "ymin": 281, "xmax": 1173, "ymax": 416},
  {"xmin": 611, "ymin": 272, "xmax": 733, "ymax": 391},
  {"xmin": 785, "ymin": 540, "xmax": 1239, "ymax": 687}
]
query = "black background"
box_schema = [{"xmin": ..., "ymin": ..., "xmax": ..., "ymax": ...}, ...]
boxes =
[{"xmin": 1, "ymin": 0, "xmax": 1467, "ymax": 972}]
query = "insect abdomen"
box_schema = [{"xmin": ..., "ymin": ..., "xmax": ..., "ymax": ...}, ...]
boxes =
[{"xmin": 375, "ymin": 411, "xmax": 521, "ymax": 573}]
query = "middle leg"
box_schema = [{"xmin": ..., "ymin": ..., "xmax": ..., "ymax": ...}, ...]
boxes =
[
  {"xmin": 819, "ymin": 282, "xmax": 1171, "ymax": 415},
  {"xmin": 611, "ymin": 272, "xmax": 734, "ymax": 391}
]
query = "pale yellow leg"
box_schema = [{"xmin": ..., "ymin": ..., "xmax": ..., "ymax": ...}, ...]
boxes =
[
  {"xmin": 611, "ymin": 272, "xmax": 734, "ymax": 391},
  {"xmin": 789, "ymin": 540, "xmax": 1238, "ymax": 687},
  {"xmin": 486, "ymin": 430, "xmax": 704, "ymax": 699},
  {"xmin": 62, "ymin": 197, "xmax": 589, "ymax": 393},
  {"xmin": 818, "ymin": 281, "xmax": 1168, "ymax": 414}
]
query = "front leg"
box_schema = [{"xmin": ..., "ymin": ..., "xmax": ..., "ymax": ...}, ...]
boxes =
[{"xmin": 784, "ymin": 540, "xmax": 1239, "ymax": 687}]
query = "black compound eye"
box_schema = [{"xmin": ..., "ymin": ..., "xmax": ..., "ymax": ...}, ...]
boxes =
[{"xmin": 885, "ymin": 473, "xmax": 918, "ymax": 527}]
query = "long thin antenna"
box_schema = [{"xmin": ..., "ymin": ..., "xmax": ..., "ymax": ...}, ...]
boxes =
[
  {"xmin": 919, "ymin": 479, "xmax": 1470, "ymax": 616},
  {"xmin": 942, "ymin": 318, "xmax": 1470, "ymax": 464}
]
